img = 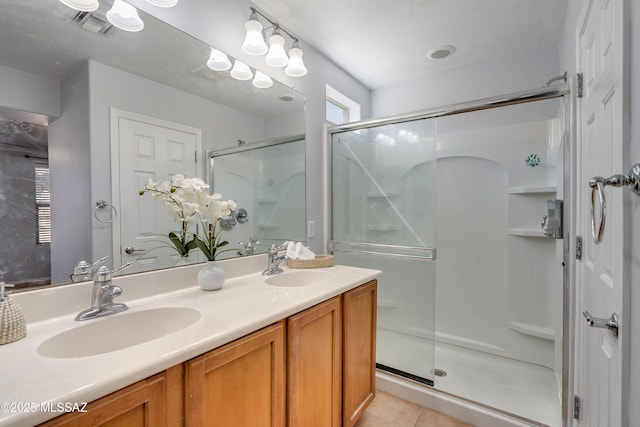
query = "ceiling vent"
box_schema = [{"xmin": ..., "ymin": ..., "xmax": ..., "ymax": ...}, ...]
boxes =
[{"xmin": 72, "ymin": 10, "xmax": 113, "ymax": 34}]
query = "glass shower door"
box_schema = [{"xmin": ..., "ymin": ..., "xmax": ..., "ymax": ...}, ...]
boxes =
[{"xmin": 330, "ymin": 118, "xmax": 437, "ymax": 383}]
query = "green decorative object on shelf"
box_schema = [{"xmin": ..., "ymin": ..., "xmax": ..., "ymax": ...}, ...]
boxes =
[{"xmin": 525, "ymin": 154, "xmax": 541, "ymax": 167}]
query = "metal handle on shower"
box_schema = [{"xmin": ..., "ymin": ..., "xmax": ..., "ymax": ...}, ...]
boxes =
[
  {"xmin": 588, "ymin": 163, "xmax": 640, "ymax": 244},
  {"xmin": 582, "ymin": 310, "xmax": 619, "ymax": 337}
]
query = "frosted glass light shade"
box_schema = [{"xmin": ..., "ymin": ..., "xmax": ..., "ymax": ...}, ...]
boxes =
[
  {"xmin": 265, "ymin": 32, "xmax": 289, "ymax": 67},
  {"xmin": 242, "ymin": 19, "xmax": 268, "ymax": 55},
  {"xmin": 252, "ymin": 71, "xmax": 273, "ymax": 89},
  {"xmin": 107, "ymin": 0, "xmax": 144, "ymax": 32},
  {"xmin": 58, "ymin": 0, "xmax": 99, "ymax": 12},
  {"xmin": 145, "ymin": 0, "xmax": 179, "ymax": 7},
  {"xmin": 230, "ymin": 61, "xmax": 253, "ymax": 81},
  {"xmin": 207, "ymin": 48, "xmax": 232, "ymax": 71},
  {"xmin": 285, "ymin": 46, "xmax": 307, "ymax": 77}
]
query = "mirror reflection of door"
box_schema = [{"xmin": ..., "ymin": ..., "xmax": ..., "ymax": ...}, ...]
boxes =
[{"xmin": 111, "ymin": 109, "xmax": 202, "ymax": 273}]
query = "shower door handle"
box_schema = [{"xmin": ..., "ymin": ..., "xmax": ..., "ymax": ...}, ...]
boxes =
[{"xmin": 582, "ymin": 310, "xmax": 619, "ymax": 337}]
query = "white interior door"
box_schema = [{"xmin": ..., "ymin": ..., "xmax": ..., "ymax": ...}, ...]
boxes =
[
  {"xmin": 111, "ymin": 109, "xmax": 202, "ymax": 273},
  {"xmin": 576, "ymin": 0, "xmax": 625, "ymax": 425}
]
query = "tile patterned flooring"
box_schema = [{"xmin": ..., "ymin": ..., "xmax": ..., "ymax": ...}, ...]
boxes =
[{"xmin": 355, "ymin": 390, "xmax": 475, "ymax": 427}]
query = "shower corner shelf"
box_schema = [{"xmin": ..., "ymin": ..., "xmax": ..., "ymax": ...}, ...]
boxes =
[
  {"xmin": 508, "ymin": 186, "xmax": 557, "ymax": 194},
  {"xmin": 508, "ymin": 228, "xmax": 547, "ymax": 238}
]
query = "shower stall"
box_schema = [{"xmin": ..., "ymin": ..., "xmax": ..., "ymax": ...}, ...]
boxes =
[{"xmin": 329, "ymin": 84, "xmax": 572, "ymax": 426}]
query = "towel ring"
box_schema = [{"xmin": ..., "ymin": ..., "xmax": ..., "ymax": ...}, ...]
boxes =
[
  {"xmin": 588, "ymin": 178, "xmax": 606, "ymax": 244},
  {"xmin": 94, "ymin": 200, "xmax": 118, "ymax": 224}
]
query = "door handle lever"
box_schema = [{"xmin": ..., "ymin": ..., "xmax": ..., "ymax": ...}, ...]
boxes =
[{"xmin": 582, "ymin": 310, "xmax": 619, "ymax": 337}]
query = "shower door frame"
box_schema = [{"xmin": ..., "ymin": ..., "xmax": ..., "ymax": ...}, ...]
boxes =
[{"xmin": 327, "ymin": 81, "xmax": 577, "ymax": 425}]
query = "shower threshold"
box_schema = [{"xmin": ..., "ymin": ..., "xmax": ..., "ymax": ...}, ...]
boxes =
[{"xmin": 376, "ymin": 363, "xmax": 434, "ymax": 387}]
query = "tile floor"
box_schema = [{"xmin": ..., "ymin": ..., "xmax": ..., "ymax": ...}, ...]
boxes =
[{"xmin": 354, "ymin": 390, "xmax": 475, "ymax": 427}]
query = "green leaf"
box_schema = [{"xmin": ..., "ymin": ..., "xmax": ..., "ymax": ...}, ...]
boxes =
[
  {"xmin": 193, "ymin": 235, "xmax": 213, "ymax": 260},
  {"xmin": 168, "ymin": 232, "xmax": 187, "ymax": 256}
]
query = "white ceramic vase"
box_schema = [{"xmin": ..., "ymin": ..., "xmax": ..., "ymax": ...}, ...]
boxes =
[{"xmin": 197, "ymin": 261, "xmax": 225, "ymax": 291}]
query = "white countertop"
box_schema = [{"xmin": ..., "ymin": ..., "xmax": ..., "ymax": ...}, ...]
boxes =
[{"xmin": 0, "ymin": 256, "xmax": 381, "ymax": 426}]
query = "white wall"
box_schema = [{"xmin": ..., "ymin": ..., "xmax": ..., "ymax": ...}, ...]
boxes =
[
  {"xmin": 48, "ymin": 63, "xmax": 92, "ymax": 284},
  {"xmin": 0, "ymin": 65, "xmax": 60, "ymax": 119},
  {"xmin": 125, "ymin": 0, "xmax": 372, "ymax": 256},
  {"xmin": 371, "ymin": 46, "xmax": 561, "ymax": 118}
]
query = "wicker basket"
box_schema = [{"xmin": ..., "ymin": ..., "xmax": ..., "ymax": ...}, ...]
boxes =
[
  {"xmin": 0, "ymin": 299, "xmax": 26, "ymax": 345},
  {"xmin": 288, "ymin": 255, "xmax": 335, "ymax": 269}
]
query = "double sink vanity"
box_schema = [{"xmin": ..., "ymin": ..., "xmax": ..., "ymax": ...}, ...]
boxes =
[{"xmin": 0, "ymin": 255, "xmax": 381, "ymax": 426}]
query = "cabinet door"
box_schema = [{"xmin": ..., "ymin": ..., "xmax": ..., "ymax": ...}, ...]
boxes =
[
  {"xmin": 185, "ymin": 321, "xmax": 286, "ymax": 427},
  {"xmin": 343, "ymin": 280, "xmax": 378, "ymax": 427},
  {"xmin": 287, "ymin": 296, "xmax": 342, "ymax": 427},
  {"xmin": 40, "ymin": 366, "xmax": 182, "ymax": 427}
]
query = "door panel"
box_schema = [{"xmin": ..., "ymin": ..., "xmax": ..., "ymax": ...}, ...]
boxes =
[
  {"xmin": 576, "ymin": 0, "xmax": 624, "ymax": 424},
  {"xmin": 112, "ymin": 110, "xmax": 202, "ymax": 272}
]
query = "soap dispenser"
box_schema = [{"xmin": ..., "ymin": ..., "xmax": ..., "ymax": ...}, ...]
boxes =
[{"xmin": 0, "ymin": 277, "xmax": 26, "ymax": 345}]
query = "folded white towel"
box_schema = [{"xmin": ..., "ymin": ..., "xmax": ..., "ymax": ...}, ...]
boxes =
[
  {"xmin": 295, "ymin": 242, "xmax": 315, "ymax": 260},
  {"xmin": 282, "ymin": 241, "xmax": 316, "ymax": 259}
]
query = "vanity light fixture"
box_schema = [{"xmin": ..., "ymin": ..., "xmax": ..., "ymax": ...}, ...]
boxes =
[
  {"xmin": 252, "ymin": 71, "xmax": 273, "ymax": 88},
  {"xmin": 241, "ymin": 10, "xmax": 268, "ymax": 55},
  {"xmin": 106, "ymin": 0, "xmax": 144, "ymax": 32},
  {"xmin": 265, "ymin": 28, "xmax": 289, "ymax": 67},
  {"xmin": 144, "ymin": 0, "xmax": 179, "ymax": 7},
  {"xmin": 285, "ymin": 41, "xmax": 307, "ymax": 77},
  {"xmin": 58, "ymin": 0, "xmax": 99, "ymax": 12},
  {"xmin": 207, "ymin": 47, "xmax": 232, "ymax": 71},
  {"xmin": 240, "ymin": 7, "xmax": 307, "ymax": 77},
  {"xmin": 230, "ymin": 60, "xmax": 253, "ymax": 81}
]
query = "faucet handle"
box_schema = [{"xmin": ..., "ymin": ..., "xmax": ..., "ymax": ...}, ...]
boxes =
[{"xmin": 94, "ymin": 262, "xmax": 134, "ymax": 283}]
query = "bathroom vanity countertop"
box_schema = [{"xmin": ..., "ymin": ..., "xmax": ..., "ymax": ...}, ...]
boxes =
[{"xmin": 0, "ymin": 257, "xmax": 381, "ymax": 426}]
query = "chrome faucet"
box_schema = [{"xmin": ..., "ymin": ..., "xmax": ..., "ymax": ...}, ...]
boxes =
[
  {"xmin": 238, "ymin": 238, "xmax": 260, "ymax": 256},
  {"xmin": 69, "ymin": 255, "xmax": 109, "ymax": 282},
  {"xmin": 75, "ymin": 262, "xmax": 133, "ymax": 321},
  {"xmin": 262, "ymin": 244, "xmax": 287, "ymax": 275}
]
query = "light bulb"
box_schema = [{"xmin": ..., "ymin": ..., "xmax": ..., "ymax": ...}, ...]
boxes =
[
  {"xmin": 230, "ymin": 61, "xmax": 253, "ymax": 81},
  {"xmin": 207, "ymin": 48, "xmax": 232, "ymax": 71},
  {"xmin": 241, "ymin": 14, "xmax": 268, "ymax": 55},
  {"xmin": 58, "ymin": 0, "xmax": 99, "ymax": 12},
  {"xmin": 252, "ymin": 71, "xmax": 273, "ymax": 89},
  {"xmin": 265, "ymin": 30, "xmax": 289, "ymax": 67},
  {"xmin": 107, "ymin": 0, "xmax": 144, "ymax": 32},
  {"xmin": 285, "ymin": 45, "xmax": 307, "ymax": 77}
]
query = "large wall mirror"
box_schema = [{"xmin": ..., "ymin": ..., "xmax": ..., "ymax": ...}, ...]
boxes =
[{"xmin": 0, "ymin": 0, "xmax": 306, "ymax": 291}]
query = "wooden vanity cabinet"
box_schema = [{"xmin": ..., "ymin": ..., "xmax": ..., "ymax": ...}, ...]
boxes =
[
  {"xmin": 287, "ymin": 296, "xmax": 343, "ymax": 427},
  {"xmin": 40, "ymin": 280, "xmax": 377, "ymax": 427},
  {"xmin": 39, "ymin": 365, "xmax": 184, "ymax": 427},
  {"xmin": 343, "ymin": 280, "xmax": 378, "ymax": 427},
  {"xmin": 184, "ymin": 321, "xmax": 286, "ymax": 427}
]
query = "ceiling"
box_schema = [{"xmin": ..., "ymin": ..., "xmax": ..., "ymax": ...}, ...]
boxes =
[{"xmin": 251, "ymin": 0, "xmax": 570, "ymax": 89}]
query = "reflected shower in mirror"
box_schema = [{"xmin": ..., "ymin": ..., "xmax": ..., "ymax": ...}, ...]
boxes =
[
  {"xmin": 209, "ymin": 136, "xmax": 306, "ymax": 260},
  {"xmin": 0, "ymin": 0, "xmax": 305, "ymax": 291}
]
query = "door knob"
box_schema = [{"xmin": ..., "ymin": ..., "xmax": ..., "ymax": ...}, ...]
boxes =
[
  {"xmin": 124, "ymin": 246, "xmax": 145, "ymax": 255},
  {"xmin": 582, "ymin": 310, "xmax": 619, "ymax": 337}
]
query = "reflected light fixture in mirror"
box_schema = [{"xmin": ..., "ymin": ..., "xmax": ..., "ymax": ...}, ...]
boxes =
[
  {"xmin": 241, "ymin": 10, "xmax": 268, "ymax": 55},
  {"xmin": 58, "ymin": 0, "xmax": 99, "ymax": 12},
  {"xmin": 145, "ymin": 0, "xmax": 179, "ymax": 7},
  {"xmin": 107, "ymin": 0, "xmax": 145, "ymax": 32},
  {"xmin": 230, "ymin": 60, "xmax": 253, "ymax": 80},
  {"xmin": 252, "ymin": 71, "xmax": 273, "ymax": 88},
  {"xmin": 207, "ymin": 48, "xmax": 232, "ymax": 71},
  {"xmin": 285, "ymin": 42, "xmax": 307, "ymax": 77}
]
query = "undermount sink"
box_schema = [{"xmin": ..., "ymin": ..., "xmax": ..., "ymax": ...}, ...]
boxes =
[
  {"xmin": 265, "ymin": 270, "xmax": 335, "ymax": 287},
  {"xmin": 38, "ymin": 307, "xmax": 201, "ymax": 359}
]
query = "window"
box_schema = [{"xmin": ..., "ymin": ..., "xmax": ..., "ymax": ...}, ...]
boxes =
[
  {"xmin": 35, "ymin": 165, "xmax": 51, "ymax": 244},
  {"xmin": 325, "ymin": 84, "xmax": 361, "ymax": 125}
]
